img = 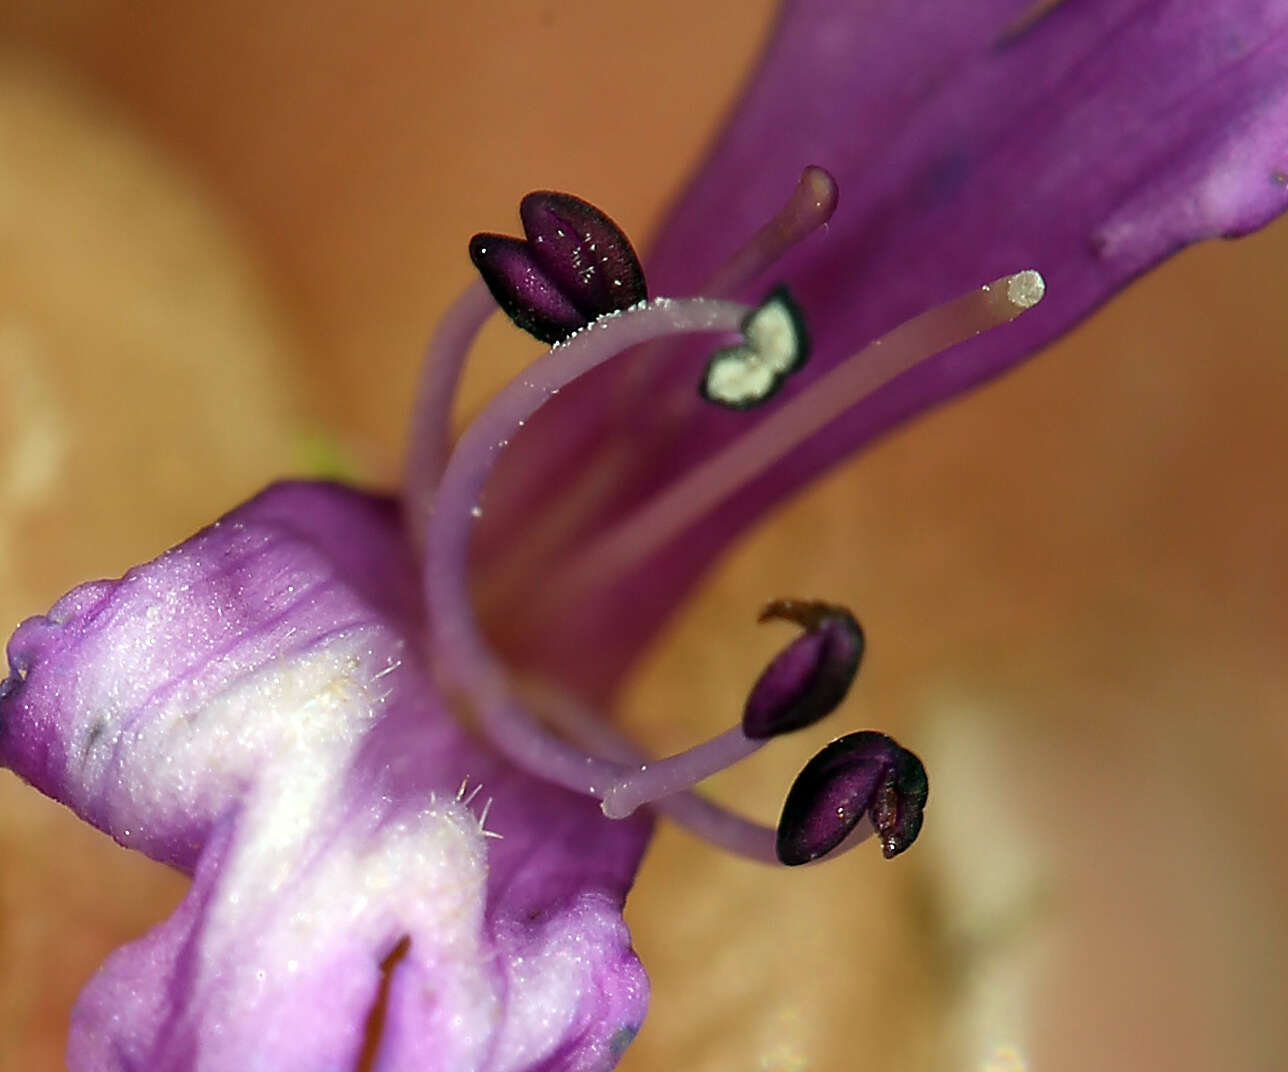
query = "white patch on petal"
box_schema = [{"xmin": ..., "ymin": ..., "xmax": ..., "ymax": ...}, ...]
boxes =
[
  {"xmin": 188, "ymin": 786, "xmax": 497, "ymax": 1068},
  {"xmin": 80, "ymin": 625, "xmax": 404, "ymax": 844},
  {"xmin": 110, "ymin": 627, "xmax": 500, "ymax": 1066}
]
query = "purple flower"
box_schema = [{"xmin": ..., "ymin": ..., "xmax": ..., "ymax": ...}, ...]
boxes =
[{"xmin": 2, "ymin": 2, "xmax": 1285, "ymax": 1069}]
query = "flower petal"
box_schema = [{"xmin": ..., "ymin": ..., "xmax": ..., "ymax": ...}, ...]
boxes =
[
  {"xmin": 0, "ymin": 482, "xmax": 649, "ymax": 1070},
  {"xmin": 486, "ymin": 0, "xmax": 1288, "ymax": 692}
]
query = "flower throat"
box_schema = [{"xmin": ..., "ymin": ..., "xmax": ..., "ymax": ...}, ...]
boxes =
[{"xmin": 408, "ymin": 167, "xmax": 1044, "ymax": 866}]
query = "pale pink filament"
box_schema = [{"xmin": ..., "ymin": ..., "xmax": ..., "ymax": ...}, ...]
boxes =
[
  {"xmin": 555, "ymin": 272, "xmax": 1046, "ymax": 600},
  {"xmin": 425, "ymin": 298, "xmax": 769, "ymax": 804}
]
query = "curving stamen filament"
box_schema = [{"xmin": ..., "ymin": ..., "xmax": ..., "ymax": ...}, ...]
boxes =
[
  {"xmin": 425, "ymin": 297, "xmax": 752, "ymax": 799},
  {"xmin": 403, "ymin": 279, "xmax": 497, "ymax": 547},
  {"xmin": 524, "ymin": 676, "xmax": 877, "ymax": 867},
  {"xmin": 423, "ymin": 295, "xmax": 882, "ymax": 855},
  {"xmin": 421, "ymin": 190, "xmax": 1010, "ymax": 868},
  {"xmin": 599, "ymin": 598, "xmax": 863, "ymax": 818},
  {"xmin": 555, "ymin": 271, "xmax": 1047, "ymax": 597},
  {"xmin": 599, "ymin": 725, "xmax": 762, "ymax": 820}
]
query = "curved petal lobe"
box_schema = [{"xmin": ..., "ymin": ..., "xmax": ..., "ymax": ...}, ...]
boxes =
[{"xmin": 0, "ymin": 482, "xmax": 649, "ymax": 1071}]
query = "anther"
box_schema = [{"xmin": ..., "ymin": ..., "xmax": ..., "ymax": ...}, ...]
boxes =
[
  {"xmin": 776, "ymin": 731, "xmax": 929, "ymax": 865},
  {"xmin": 701, "ymin": 287, "xmax": 809, "ymax": 409},
  {"xmin": 600, "ymin": 599, "xmax": 860, "ymax": 818},
  {"xmin": 742, "ymin": 600, "xmax": 863, "ymax": 739},
  {"xmin": 469, "ymin": 192, "xmax": 647, "ymax": 344}
]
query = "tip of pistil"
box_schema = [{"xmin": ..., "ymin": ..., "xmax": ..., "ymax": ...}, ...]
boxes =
[{"xmin": 1005, "ymin": 269, "xmax": 1045, "ymax": 309}]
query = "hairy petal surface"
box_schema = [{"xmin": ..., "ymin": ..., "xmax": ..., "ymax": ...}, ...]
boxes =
[
  {"xmin": 0, "ymin": 482, "xmax": 649, "ymax": 1071},
  {"xmin": 495, "ymin": 0, "xmax": 1288, "ymax": 693}
]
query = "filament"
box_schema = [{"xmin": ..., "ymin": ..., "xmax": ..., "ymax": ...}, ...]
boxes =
[
  {"xmin": 556, "ymin": 271, "xmax": 1046, "ymax": 597},
  {"xmin": 524, "ymin": 676, "xmax": 875, "ymax": 866},
  {"xmin": 403, "ymin": 279, "xmax": 496, "ymax": 548},
  {"xmin": 700, "ymin": 165, "xmax": 839, "ymax": 300},
  {"xmin": 425, "ymin": 297, "xmax": 750, "ymax": 797}
]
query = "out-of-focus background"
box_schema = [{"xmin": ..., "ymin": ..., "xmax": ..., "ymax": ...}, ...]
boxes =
[{"xmin": 0, "ymin": 4, "xmax": 1283, "ymax": 1070}]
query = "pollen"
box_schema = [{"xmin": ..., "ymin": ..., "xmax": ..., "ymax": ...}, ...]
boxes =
[{"xmin": 701, "ymin": 287, "xmax": 809, "ymax": 409}]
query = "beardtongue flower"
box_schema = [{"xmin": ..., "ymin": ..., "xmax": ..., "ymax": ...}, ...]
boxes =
[{"xmin": 2, "ymin": 2, "xmax": 1287, "ymax": 1070}]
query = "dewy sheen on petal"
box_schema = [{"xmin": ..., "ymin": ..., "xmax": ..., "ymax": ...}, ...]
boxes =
[{"xmin": 0, "ymin": 482, "xmax": 648, "ymax": 1071}]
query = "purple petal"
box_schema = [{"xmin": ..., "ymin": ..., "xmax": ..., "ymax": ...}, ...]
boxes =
[
  {"xmin": 648, "ymin": 0, "xmax": 1288, "ymax": 576},
  {"xmin": 482, "ymin": 0, "xmax": 1288, "ymax": 694},
  {"xmin": 1, "ymin": 482, "xmax": 649, "ymax": 1070}
]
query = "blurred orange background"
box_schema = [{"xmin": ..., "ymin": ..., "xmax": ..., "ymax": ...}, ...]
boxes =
[{"xmin": 0, "ymin": 4, "xmax": 1284, "ymax": 1070}]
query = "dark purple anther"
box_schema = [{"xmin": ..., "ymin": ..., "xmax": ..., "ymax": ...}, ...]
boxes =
[
  {"xmin": 741, "ymin": 599, "xmax": 864, "ymax": 739},
  {"xmin": 775, "ymin": 731, "xmax": 928, "ymax": 866},
  {"xmin": 469, "ymin": 192, "xmax": 647, "ymax": 345}
]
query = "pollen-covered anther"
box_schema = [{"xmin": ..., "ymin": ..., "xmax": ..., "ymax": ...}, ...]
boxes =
[
  {"xmin": 742, "ymin": 599, "xmax": 864, "ymax": 739},
  {"xmin": 701, "ymin": 286, "xmax": 808, "ymax": 409},
  {"xmin": 775, "ymin": 731, "xmax": 929, "ymax": 866}
]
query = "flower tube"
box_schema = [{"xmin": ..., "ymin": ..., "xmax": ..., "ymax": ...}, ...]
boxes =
[{"xmin": 2, "ymin": 2, "xmax": 1288, "ymax": 1072}]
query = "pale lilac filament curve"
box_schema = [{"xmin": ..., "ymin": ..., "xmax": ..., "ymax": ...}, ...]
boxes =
[
  {"xmin": 555, "ymin": 271, "xmax": 1046, "ymax": 600},
  {"xmin": 523, "ymin": 676, "xmax": 876, "ymax": 866},
  {"xmin": 404, "ymin": 278, "xmax": 496, "ymax": 546},
  {"xmin": 425, "ymin": 297, "xmax": 764, "ymax": 801},
  {"xmin": 521, "ymin": 678, "xmax": 776, "ymax": 864}
]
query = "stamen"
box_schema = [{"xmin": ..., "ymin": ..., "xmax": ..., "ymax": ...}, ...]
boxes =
[
  {"xmin": 556, "ymin": 270, "xmax": 1047, "ymax": 596},
  {"xmin": 609, "ymin": 166, "xmax": 836, "ymax": 407},
  {"xmin": 423, "ymin": 292, "xmax": 880, "ymax": 842},
  {"xmin": 469, "ymin": 192, "xmax": 647, "ymax": 344},
  {"xmin": 422, "ymin": 187, "xmax": 947, "ymax": 872},
  {"xmin": 523, "ymin": 675, "xmax": 781, "ymax": 865},
  {"xmin": 527, "ymin": 677, "xmax": 910, "ymax": 867},
  {"xmin": 479, "ymin": 170, "xmax": 841, "ymax": 602},
  {"xmin": 599, "ymin": 724, "xmax": 762, "ymax": 820},
  {"xmin": 425, "ymin": 297, "xmax": 751, "ymax": 798},
  {"xmin": 600, "ymin": 598, "xmax": 862, "ymax": 818},
  {"xmin": 742, "ymin": 600, "xmax": 864, "ymax": 739},
  {"xmin": 776, "ymin": 731, "xmax": 929, "ymax": 865}
]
